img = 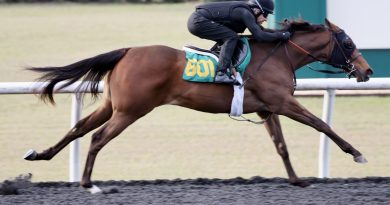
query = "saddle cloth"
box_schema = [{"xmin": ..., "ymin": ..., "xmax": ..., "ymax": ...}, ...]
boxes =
[{"xmin": 182, "ymin": 37, "xmax": 251, "ymax": 83}]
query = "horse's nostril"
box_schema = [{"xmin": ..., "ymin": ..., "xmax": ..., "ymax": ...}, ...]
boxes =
[{"xmin": 367, "ymin": 68, "xmax": 374, "ymax": 76}]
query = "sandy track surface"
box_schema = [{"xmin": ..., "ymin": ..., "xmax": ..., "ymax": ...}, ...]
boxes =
[{"xmin": 1, "ymin": 176, "xmax": 390, "ymax": 205}]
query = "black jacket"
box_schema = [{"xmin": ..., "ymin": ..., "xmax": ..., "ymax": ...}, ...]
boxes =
[{"xmin": 196, "ymin": 1, "xmax": 284, "ymax": 42}]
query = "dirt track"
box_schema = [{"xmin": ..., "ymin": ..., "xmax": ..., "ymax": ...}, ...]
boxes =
[{"xmin": 1, "ymin": 176, "xmax": 390, "ymax": 205}]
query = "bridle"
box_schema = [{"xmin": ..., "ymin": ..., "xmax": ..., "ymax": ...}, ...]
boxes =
[
  {"xmin": 242, "ymin": 27, "xmax": 362, "ymax": 87},
  {"xmin": 286, "ymin": 28, "xmax": 362, "ymax": 79},
  {"xmin": 240, "ymin": 26, "xmax": 362, "ymax": 90}
]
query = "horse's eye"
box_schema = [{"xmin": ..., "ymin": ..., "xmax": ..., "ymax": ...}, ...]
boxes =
[{"xmin": 343, "ymin": 40, "xmax": 354, "ymax": 50}]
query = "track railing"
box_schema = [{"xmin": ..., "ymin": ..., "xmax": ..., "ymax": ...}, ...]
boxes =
[{"xmin": 0, "ymin": 78, "xmax": 389, "ymax": 182}]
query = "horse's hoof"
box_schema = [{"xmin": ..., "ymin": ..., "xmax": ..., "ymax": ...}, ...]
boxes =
[
  {"xmin": 354, "ymin": 155, "xmax": 368, "ymax": 163},
  {"xmin": 291, "ymin": 180, "xmax": 311, "ymax": 188},
  {"xmin": 23, "ymin": 149, "xmax": 38, "ymax": 161},
  {"xmin": 86, "ymin": 185, "xmax": 102, "ymax": 194}
]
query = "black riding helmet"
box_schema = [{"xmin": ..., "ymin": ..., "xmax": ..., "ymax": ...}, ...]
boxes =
[{"xmin": 248, "ymin": 0, "xmax": 275, "ymax": 17}]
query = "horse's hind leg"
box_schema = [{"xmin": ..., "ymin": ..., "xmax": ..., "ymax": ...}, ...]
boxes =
[
  {"xmin": 257, "ymin": 112, "xmax": 310, "ymax": 187},
  {"xmin": 80, "ymin": 111, "xmax": 139, "ymax": 189},
  {"xmin": 24, "ymin": 99, "xmax": 113, "ymax": 161},
  {"xmin": 280, "ymin": 97, "xmax": 367, "ymax": 163}
]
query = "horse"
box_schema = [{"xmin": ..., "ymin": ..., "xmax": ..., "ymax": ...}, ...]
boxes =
[{"xmin": 24, "ymin": 19, "xmax": 373, "ymax": 191}]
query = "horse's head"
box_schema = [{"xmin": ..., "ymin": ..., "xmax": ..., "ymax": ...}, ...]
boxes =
[
  {"xmin": 324, "ymin": 19, "xmax": 373, "ymax": 82},
  {"xmin": 283, "ymin": 19, "xmax": 373, "ymax": 82}
]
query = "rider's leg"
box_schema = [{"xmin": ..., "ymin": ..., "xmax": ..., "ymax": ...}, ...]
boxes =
[
  {"xmin": 210, "ymin": 41, "xmax": 223, "ymax": 53},
  {"xmin": 216, "ymin": 36, "xmax": 239, "ymax": 72},
  {"xmin": 214, "ymin": 36, "xmax": 240, "ymax": 84},
  {"xmin": 187, "ymin": 12, "xmax": 240, "ymax": 84}
]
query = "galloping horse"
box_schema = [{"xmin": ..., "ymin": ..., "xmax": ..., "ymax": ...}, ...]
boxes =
[{"xmin": 24, "ymin": 19, "xmax": 373, "ymax": 190}]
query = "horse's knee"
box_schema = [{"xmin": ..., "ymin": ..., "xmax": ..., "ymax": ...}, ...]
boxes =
[
  {"xmin": 89, "ymin": 134, "xmax": 105, "ymax": 155},
  {"xmin": 74, "ymin": 117, "xmax": 90, "ymax": 129},
  {"xmin": 91, "ymin": 130, "xmax": 103, "ymax": 143},
  {"xmin": 70, "ymin": 117, "xmax": 91, "ymax": 135}
]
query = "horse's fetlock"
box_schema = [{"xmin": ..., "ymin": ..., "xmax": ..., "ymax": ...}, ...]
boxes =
[
  {"xmin": 80, "ymin": 181, "xmax": 92, "ymax": 189},
  {"xmin": 45, "ymin": 155, "xmax": 54, "ymax": 160},
  {"xmin": 342, "ymin": 144, "xmax": 355, "ymax": 155},
  {"xmin": 39, "ymin": 153, "xmax": 52, "ymax": 160},
  {"xmin": 39, "ymin": 148, "xmax": 54, "ymax": 159},
  {"xmin": 290, "ymin": 179, "xmax": 311, "ymax": 188}
]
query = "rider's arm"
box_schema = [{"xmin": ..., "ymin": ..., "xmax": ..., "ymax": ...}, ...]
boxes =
[{"xmin": 233, "ymin": 7, "xmax": 285, "ymax": 42}]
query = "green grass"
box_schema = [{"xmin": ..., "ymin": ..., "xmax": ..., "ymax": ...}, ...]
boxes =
[
  {"xmin": 0, "ymin": 3, "xmax": 389, "ymax": 182},
  {"xmin": 0, "ymin": 3, "xmax": 210, "ymax": 82}
]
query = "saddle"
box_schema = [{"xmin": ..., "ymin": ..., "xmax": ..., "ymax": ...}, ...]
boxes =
[
  {"xmin": 182, "ymin": 37, "xmax": 251, "ymax": 83},
  {"xmin": 184, "ymin": 38, "xmax": 250, "ymax": 71}
]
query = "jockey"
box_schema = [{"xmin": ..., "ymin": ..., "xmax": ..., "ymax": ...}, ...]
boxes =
[{"xmin": 187, "ymin": 0, "xmax": 291, "ymax": 85}]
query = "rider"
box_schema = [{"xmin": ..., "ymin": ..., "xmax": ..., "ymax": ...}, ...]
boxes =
[{"xmin": 187, "ymin": 0, "xmax": 291, "ymax": 84}]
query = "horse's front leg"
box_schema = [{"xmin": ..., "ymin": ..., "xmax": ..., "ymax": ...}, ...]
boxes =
[
  {"xmin": 278, "ymin": 97, "xmax": 367, "ymax": 163},
  {"xmin": 257, "ymin": 112, "xmax": 310, "ymax": 187}
]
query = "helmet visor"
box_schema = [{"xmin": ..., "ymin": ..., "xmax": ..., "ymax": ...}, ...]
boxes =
[
  {"xmin": 253, "ymin": 0, "xmax": 270, "ymax": 18},
  {"xmin": 263, "ymin": 11, "xmax": 270, "ymax": 18}
]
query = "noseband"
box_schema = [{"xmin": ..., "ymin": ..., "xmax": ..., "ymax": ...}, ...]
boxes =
[{"xmin": 287, "ymin": 28, "xmax": 362, "ymax": 78}]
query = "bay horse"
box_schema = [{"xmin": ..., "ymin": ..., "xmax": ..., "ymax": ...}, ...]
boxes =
[{"xmin": 24, "ymin": 19, "xmax": 373, "ymax": 191}]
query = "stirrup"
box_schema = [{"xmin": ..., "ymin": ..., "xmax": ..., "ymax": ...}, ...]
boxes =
[{"xmin": 214, "ymin": 71, "xmax": 241, "ymax": 85}]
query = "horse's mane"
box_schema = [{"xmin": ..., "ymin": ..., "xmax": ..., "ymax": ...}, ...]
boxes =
[
  {"xmin": 279, "ymin": 19, "xmax": 326, "ymax": 32},
  {"xmin": 244, "ymin": 19, "xmax": 327, "ymax": 40}
]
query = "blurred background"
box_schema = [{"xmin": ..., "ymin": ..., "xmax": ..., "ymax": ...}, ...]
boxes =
[{"xmin": 0, "ymin": 0, "xmax": 389, "ymax": 182}]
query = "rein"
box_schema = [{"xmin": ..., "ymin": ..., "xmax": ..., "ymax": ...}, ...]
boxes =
[
  {"xmin": 287, "ymin": 38, "xmax": 344, "ymax": 75},
  {"xmin": 240, "ymin": 41, "xmax": 283, "ymax": 88},
  {"xmin": 229, "ymin": 113, "xmax": 272, "ymax": 124},
  {"xmin": 284, "ymin": 43, "xmax": 298, "ymax": 88},
  {"xmin": 286, "ymin": 29, "xmax": 362, "ymax": 78}
]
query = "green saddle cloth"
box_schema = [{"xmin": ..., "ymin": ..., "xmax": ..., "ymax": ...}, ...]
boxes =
[{"xmin": 182, "ymin": 37, "xmax": 251, "ymax": 83}]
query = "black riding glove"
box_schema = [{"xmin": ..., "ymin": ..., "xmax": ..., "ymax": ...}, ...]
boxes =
[{"xmin": 280, "ymin": 32, "xmax": 291, "ymax": 41}]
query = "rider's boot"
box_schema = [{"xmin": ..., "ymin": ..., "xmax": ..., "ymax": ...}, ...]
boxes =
[{"xmin": 214, "ymin": 69, "xmax": 240, "ymax": 85}]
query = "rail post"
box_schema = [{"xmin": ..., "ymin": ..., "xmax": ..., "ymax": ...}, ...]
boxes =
[
  {"xmin": 69, "ymin": 93, "xmax": 82, "ymax": 182},
  {"xmin": 318, "ymin": 89, "xmax": 336, "ymax": 178}
]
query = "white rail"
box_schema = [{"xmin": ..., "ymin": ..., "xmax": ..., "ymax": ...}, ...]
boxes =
[{"xmin": 0, "ymin": 78, "xmax": 389, "ymax": 181}]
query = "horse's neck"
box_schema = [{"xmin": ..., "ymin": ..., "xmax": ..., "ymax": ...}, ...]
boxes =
[
  {"xmin": 249, "ymin": 41, "xmax": 298, "ymax": 73},
  {"xmin": 288, "ymin": 31, "xmax": 332, "ymax": 70},
  {"xmin": 246, "ymin": 31, "xmax": 331, "ymax": 85},
  {"xmin": 247, "ymin": 43, "xmax": 297, "ymax": 86}
]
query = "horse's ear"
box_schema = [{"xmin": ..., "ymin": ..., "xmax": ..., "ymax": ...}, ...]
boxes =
[
  {"xmin": 325, "ymin": 18, "xmax": 340, "ymax": 31},
  {"xmin": 325, "ymin": 18, "xmax": 331, "ymax": 27}
]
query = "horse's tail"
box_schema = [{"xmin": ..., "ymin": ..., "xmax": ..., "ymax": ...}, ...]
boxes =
[{"xmin": 28, "ymin": 48, "xmax": 130, "ymax": 105}]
